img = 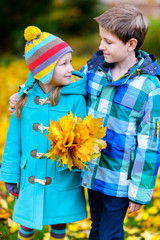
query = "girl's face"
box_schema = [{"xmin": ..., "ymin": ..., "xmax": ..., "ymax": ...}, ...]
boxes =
[{"xmin": 51, "ymin": 52, "xmax": 74, "ymax": 86}]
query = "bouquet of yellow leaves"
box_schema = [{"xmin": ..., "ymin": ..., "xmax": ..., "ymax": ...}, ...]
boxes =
[{"xmin": 46, "ymin": 112, "xmax": 107, "ymax": 170}]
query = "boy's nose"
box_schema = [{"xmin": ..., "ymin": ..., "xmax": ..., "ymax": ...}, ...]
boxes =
[{"xmin": 99, "ymin": 40, "xmax": 105, "ymax": 51}]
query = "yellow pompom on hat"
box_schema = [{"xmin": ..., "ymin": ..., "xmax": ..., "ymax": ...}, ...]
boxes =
[
  {"xmin": 24, "ymin": 26, "xmax": 73, "ymax": 84},
  {"xmin": 24, "ymin": 26, "xmax": 41, "ymax": 42}
]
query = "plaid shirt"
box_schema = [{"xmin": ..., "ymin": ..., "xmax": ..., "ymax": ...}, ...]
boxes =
[{"xmin": 81, "ymin": 50, "xmax": 160, "ymax": 204}]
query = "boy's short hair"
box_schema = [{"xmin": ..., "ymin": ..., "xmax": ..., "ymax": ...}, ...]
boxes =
[{"xmin": 94, "ymin": 4, "xmax": 149, "ymax": 51}]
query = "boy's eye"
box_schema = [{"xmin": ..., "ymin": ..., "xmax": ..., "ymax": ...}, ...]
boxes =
[
  {"xmin": 100, "ymin": 37, "xmax": 112, "ymax": 45},
  {"xmin": 105, "ymin": 40, "xmax": 112, "ymax": 44}
]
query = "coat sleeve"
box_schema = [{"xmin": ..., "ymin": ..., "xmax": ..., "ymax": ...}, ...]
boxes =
[
  {"xmin": 19, "ymin": 72, "xmax": 35, "ymax": 91},
  {"xmin": 0, "ymin": 114, "xmax": 21, "ymax": 183},
  {"xmin": 72, "ymin": 94, "xmax": 87, "ymax": 120},
  {"xmin": 128, "ymin": 87, "xmax": 160, "ymax": 204}
]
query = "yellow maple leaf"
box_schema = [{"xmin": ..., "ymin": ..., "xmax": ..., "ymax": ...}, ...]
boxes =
[
  {"xmin": 74, "ymin": 124, "xmax": 90, "ymax": 144},
  {"xmin": 0, "ymin": 181, "xmax": 4, "ymax": 186},
  {"xmin": 153, "ymin": 199, "xmax": 160, "ymax": 209},
  {"xmin": 75, "ymin": 232, "xmax": 88, "ymax": 238},
  {"xmin": 58, "ymin": 112, "xmax": 76, "ymax": 133},
  {"xmin": 147, "ymin": 206, "xmax": 159, "ymax": 215},
  {"xmin": 152, "ymin": 234, "xmax": 160, "ymax": 240},
  {"xmin": 9, "ymin": 221, "xmax": 20, "ymax": 233},
  {"xmin": 151, "ymin": 215, "xmax": 160, "ymax": 227},
  {"xmin": 141, "ymin": 230, "xmax": 153, "ymax": 240},
  {"xmin": 125, "ymin": 236, "xmax": 139, "ymax": 240},
  {"xmin": 82, "ymin": 114, "xmax": 107, "ymax": 139},
  {"xmin": 0, "ymin": 208, "xmax": 10, "ymax": 219},
  {"xmin": 124, "ymin": 227, "xmax": 140, "ymax": 234},
  {"xmin": 134, "ymin": 211, "xmax": 144, "ymax": 221},
  {"xmin": 46, "ymin": 112, "xmax": 107, "ymax": 170},
  {"xmin": 132, "ymin": 210, "xmax": 148, "ymax": 221},
  {"xmin": 0, "ymin": 198, "xmax": 8, "ymax": 210},
  {"xmin": 68, "ymin": 223, "xmax": 80, "ymax": 232},
  {"xmin": 142, "ymin": 212, "xmax": 149, "ymax": 220},
  {"xmin": 78, "ymin": 220, "xmax": 92, "ymax": 230},
  {"xmin": 63, "ymin": 131, "xmax": 75, "ymax": 147},
  {"xmin": 43, "ymin": 233, "xmax": 50, "ymax": 240},
  {"xmin": 64, "ymin": 237, "xmax": 69, "ymax": 240}
]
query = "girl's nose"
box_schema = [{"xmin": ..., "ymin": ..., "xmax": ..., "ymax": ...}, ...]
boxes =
[{"xmin": 69, "ymin": 64, "xmax": 74, "ymax": 73}]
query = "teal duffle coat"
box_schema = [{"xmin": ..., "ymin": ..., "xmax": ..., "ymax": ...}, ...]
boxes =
[{"xmin": 0, "ymin": 71, "xmax": 87, "ymax": 230}]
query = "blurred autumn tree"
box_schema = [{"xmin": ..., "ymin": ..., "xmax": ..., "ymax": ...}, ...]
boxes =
[
  {"xmin": 2, "ymin": 0, "xmax": 159, "ymax": 59},
  {"xmin": 47, "ymin": 0, "xmax": 99, "ymax": 36},
  {"xmin": 0, "ymin": 0, "xmax": 53, "ymax": 55},
  {"xmin": 0, "ymin": 0, "xmax": 99, "ymax": 56}
]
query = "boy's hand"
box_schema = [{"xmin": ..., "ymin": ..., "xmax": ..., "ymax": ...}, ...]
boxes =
[
  {"xmin": 5, "ymin": 183, "xmax": 18, "ymax": 198},
  {"xmin": 8, "ymin": 93, "xmax": 18, "ymax": 113},
  {"xmin": 128, "ymin": 201, "xmax": 142, "ymax": 213}
]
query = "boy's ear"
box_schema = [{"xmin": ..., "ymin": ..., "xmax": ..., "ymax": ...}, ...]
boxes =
[{"xmin": 128, "ymin": 38, "xmax": 138, "ymax": 52}]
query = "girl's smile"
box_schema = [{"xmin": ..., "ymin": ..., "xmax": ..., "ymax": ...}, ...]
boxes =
[{"xmin": 50, "ymin": 52, "xmax": 74, "ymax": 86}]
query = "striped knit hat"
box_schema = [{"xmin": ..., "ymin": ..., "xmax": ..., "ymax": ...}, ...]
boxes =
[{"xmin": 24, "ymin": 26, "xmax": 73, "ymax": 84}]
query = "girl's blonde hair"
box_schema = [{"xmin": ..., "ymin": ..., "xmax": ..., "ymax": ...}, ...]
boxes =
[
  {"xmin": 15, "ymin": 79, "xmax": 38, "ymax": 118},
  {"xmin": 15, "ymin": 80, "xmax": 61, "ymax": 118},
  {"xmin": 50, "ymin": 86, "xmax": 61, "ymax": 106}
]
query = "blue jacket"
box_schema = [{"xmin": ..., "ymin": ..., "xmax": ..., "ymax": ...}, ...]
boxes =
[
  {"xmin": 81, "ymin": 50, "xmax": 160, "ymax": 205},
  {"xmin": 0, "ymin": 71, "xmax": 87, "ymax": 229}
]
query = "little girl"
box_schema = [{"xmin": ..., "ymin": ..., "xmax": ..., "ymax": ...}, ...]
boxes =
[{"xmin": 0, "ymin": 26, "xmax": 87, "ymax": 240}]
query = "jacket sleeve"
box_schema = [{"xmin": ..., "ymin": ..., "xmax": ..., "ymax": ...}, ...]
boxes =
[
  {"xmin": 128, "ymin": 87, "xmax": 160, "ymax": 204},
  {"xmin": 80, "ymin": 64, "xmax": 88, "ymax": 76},
  {"xmin": 0, "ymin": 114, "xmax": 21, "ymax": 183}
]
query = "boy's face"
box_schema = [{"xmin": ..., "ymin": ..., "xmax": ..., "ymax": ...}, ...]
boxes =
[{"xmin": 99, "ymin": 26, "xmax": 131, "ymax": 64}]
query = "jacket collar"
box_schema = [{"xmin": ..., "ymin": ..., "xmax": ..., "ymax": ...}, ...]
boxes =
[{"xmin": 87, "ymin": 50, "xmax": 160, "ymax": 78}]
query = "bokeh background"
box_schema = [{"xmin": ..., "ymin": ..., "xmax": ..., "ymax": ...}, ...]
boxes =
[{"xmin": 0, "ymin": 0, "xmax": 160, "ymax": 239}]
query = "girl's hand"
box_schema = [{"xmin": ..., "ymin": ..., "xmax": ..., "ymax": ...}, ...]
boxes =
[
  {"xmin": 5, "ymin": 183, "xmax": 18, "ymax": 198},
  {"xmin": 8, "ymin": 93, "xmax": 18, "ymax": 113}
]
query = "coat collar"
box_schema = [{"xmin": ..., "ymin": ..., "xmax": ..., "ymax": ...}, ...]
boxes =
[{"xmin": 23, "ymin": 70, "xmax": 87, "ymax": 97}]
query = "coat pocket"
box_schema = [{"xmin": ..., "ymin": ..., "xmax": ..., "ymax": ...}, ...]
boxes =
[
  {"xmin": 20, "ymin": 158, "xmax": 27, "ymax": 190},
  {"xmin": 148, "ymin": 118, "xmax": 160, "ymax": 151},
  {"xmin": 127, "ymin": 145, "xmax": 136, "ymax": 180},
  {"xmin": 113, "ymin": 87, "xmax": 147, "ymax": 112},
  {"xmin": 56, "ymin": 162, "xmax": 82, "ymax": 172},
  {"xmin": 55, "ymin": 168, "xmax": 81, "ymax": 191}
]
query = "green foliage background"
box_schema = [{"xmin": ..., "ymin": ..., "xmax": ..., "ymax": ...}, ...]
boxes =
[
  {"xmin": 0, "ymin": 0, "xmax": 100, "ymax": 57},
  {"xmin": 1, "ymin": 0, "xmax": 160, "ymax": 59}
]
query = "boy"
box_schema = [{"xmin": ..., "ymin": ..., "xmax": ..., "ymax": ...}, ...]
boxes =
[{"xmin": 81, "ymin": 4, "xmax": 160, "ymax": 240}]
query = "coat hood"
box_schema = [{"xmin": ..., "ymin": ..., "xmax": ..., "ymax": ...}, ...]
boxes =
[
  {"xmin": 23, "ymin": 70, "xmax": 87, "ymax": 97},
  {"xmin": 60, "ymin": 70, "xmax": 87, "ymax": 96}
]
